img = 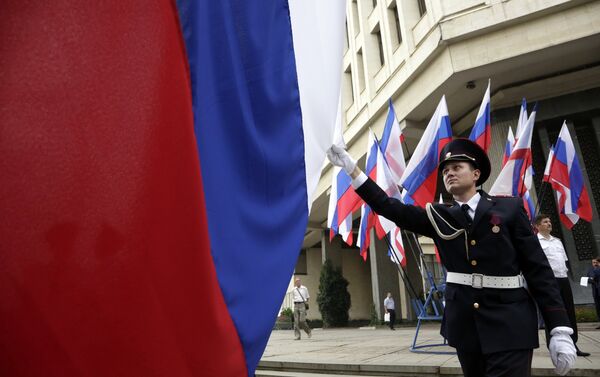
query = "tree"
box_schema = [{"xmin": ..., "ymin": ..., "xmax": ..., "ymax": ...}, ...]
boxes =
[{"xmin": 317, "ymin": 259, "xmax": 351, "ymax": 327}]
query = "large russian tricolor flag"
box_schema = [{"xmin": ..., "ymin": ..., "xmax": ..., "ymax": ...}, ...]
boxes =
[
  {"xmin": 543, "ymin": 122, "xmax": 593, "ymax": 228},
  {"xmin": 1, "ymin": 1, "xmax": 345, "ymax": 376},
  {"xmin": 400, "ymin": 96, "xmax": 453, "ymax": 207}
]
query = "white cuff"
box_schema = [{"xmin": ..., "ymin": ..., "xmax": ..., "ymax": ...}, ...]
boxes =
[
  {"xmin": 352, "ymin": 172, "xmax": 368, "ymax": 189},
  {"xmin": 550, "ymin": 326, "xmax": 574, "ymax": 336}
]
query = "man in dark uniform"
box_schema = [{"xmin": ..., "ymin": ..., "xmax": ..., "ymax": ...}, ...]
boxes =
[{"xmin": 327, "ymin": 139, "xmax": 576, "ymax": 376}]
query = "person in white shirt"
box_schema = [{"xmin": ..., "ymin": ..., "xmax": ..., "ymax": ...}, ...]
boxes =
[
  {"xmin": 383, "ymin": 292, "xmax": 396, "ymax": 330},
  {"xmin": 535, "ymin": 214, "xmax": 590, "ymax": 357},
  {"xmin": 292, "ymin": 278, "xmax": 312, "ymax": 340}
]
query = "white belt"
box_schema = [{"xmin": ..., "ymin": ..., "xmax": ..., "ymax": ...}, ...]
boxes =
[{"xmin": 446, "ymin": 272, "xmax": 525, "ymax": 289}]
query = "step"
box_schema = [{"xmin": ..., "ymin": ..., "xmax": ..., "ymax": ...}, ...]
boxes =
[{"xmin": 257, "ymin": 361, "xmax": 455, "ymax": 377}]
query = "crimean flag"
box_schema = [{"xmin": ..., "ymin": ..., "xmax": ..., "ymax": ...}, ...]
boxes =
[{"xmin": 543, "ymin": 122, "xmax": 593, "ymax": 228}]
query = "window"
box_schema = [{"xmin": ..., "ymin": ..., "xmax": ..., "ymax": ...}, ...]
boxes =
[
  {"xmin": 388, "ymin": 2, "xmax": 402, "ymax": 49},
  {"xmin": 373, "ymin": 25, "xmax": 385, "ymax": 67},
  {"xmin": 343, "ymin": 65, "xmax": 354, "ymax": 110},
  {"xmin": 357, "ymin": 49, "xmax": 366, "ymax": 93},
  {"xmin": 417, "ymin": 0, "xmax": 427, "ymax": 17},
  {"xmin": 344, "ymin": 21, "xmax": 350, "ymax": 51},
  {"xmin": 352, "ymin": 0, "xmax": 360, "ymax": 36}
]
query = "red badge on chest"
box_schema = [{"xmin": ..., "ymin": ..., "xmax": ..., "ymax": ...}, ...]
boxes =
[{"xmin": 490, "ymin": 214, "xmax": 501, "ymax": 233}]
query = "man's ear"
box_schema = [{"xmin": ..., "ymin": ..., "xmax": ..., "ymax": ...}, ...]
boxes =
[{"xmin": 473, "ymin": 169, "xmax": 481, "ymax": 180}]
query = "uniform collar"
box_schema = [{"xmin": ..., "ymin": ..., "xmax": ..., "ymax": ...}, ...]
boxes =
[{"xmin": 455, "ymin": 192, "xmax": 481, "ymax": 212}]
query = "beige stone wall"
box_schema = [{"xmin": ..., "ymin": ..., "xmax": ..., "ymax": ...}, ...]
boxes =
[{"xmin": 342, "ymin": 250, "xmax": 374, "ymax": 320}]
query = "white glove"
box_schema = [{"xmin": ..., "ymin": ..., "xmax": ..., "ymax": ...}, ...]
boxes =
[
  {"xmin": 326, "ymin": 145, "xmax": 357, "ymax": 175},
  {"xmin": 549, "ymin": 326, "xmax": 576, "ymax": 376}
]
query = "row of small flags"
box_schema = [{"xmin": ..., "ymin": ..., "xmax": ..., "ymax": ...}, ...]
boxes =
[{"xmin": 328, "ymin": 79, "xmax": 593, "ymax": 262}]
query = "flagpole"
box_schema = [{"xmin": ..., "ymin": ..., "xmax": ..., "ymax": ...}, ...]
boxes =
[
  {"xmin": 398, "ymin": 137, "xmax": 439, "ymax": 291},
  {"xmin": 534, "ymin": 182, "xmax": 548, "ymax": 219},
  {"xmin": 381, "ymin": 232, "xmax": 422, "ymax": 301},
  {"xmin": 372, "ymin": 132, "xmax": 433, "ymax": 298}
]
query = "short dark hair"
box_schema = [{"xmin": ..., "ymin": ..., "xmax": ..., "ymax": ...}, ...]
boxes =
[{"xmin": 534, "ymin": 213, "xmax": 550, "ymax": 225}]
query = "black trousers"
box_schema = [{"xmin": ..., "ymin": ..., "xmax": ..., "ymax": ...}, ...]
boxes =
[
  {"xmin": 544, "ymin": 278, "xmax": 578, "ymax": 346},
  {"xmin": 457, "ymin": 348, "xmax": 533, "ymax": 377},
  {"xmin": 387, "ymin": 309, "xmax": 396, "ymax": 329},
  {"xmin": 593, "ymin": 293, "xmax": 600, "ymax": 321}
]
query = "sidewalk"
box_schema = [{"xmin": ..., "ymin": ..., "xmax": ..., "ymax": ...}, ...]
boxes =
[{"xmin": 258, "ymin": 323, "xmax": 600, "ymax": 376}]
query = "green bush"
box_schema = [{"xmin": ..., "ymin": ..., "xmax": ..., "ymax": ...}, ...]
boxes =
[
  {"xmin": 280, "ymin": 307, "xmax": 293, "ymax": 319},
  {"xmin": 317, "ymin": 259, "xmax": 351, "ymax": 327},
  {"xmin": 575, "ymin": 305, "xmax": 598, "ymax": 323},
  {"xmin": 369, "ymin": 304, "xmax": 380, "ymax": 326}
]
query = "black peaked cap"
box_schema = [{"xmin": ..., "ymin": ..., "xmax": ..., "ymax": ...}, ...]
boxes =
[{"xmin": 438, "ymin": 138, "xmax": 491, "ymax": 186}]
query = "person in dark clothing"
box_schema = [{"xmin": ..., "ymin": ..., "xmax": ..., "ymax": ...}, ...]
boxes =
[
  {"xmin": 327, "ymin": 139, "xmax": 576, "ymax": 376},
  {"xmin": 587, "ymin": 258, "xmax": 600, "ymax": 329}
]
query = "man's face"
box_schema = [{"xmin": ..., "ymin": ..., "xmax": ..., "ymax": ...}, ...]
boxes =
[
  {"xmin": 295, "ymin": 279, "xmax": 301, "ymax": 287},
  {"xmin": 593, "ymin": 260, "xmax": 599, "ymax": 268},
  {"xmin": 536, "ymin": 217, "xmax": 552, "ymax": 234},
  {"xmin": 442, "ymin": 161, "xmax": 480, "ymax": 195}
]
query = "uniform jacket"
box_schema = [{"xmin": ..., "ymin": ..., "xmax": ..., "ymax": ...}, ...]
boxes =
[{"xmin": 356, "ymin": 178, "xmax": 569, "ymax": 353}]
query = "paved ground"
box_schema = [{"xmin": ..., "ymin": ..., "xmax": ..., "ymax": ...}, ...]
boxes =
[{"xmin": 258, "ymin": 323, "xmax": 600, "ymax": 376}]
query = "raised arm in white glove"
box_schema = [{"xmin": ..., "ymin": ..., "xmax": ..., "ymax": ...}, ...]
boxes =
[
  {"xmin": 326, "ymin": 145, "xmax": 357, "ymax": 176},
  {"xmin": 549, "ymin": 326, "xmax": 576, "ymax": 376}
]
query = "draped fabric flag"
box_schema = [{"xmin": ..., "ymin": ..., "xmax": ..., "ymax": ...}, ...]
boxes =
[
  {"xmin": 375, "ymin": 135, "xmax": 403, "ymax": 237},
  {"xmin": 381, "ymin": 100, "xmax": 406, "ymax": 183},
  {"xmin": 389, "ymin": 227, "xmax": 407, "ymax": 266},
  {"xmin": 543, "ymin": 122, "xmax": 593, "ymax": 228},
  {"xmin": 378, "ymin": 102, "xmax": 406, "ymax": 266},
  {"xmin": 500, "ymin": 100, "xmax": 535, "ymax": 219},
  {"xmin": 1, "ymin": 1, "xmax": 345, "ymax": 376},
  {"xmin": 543, "ymin": 145, "xmax": 556, "ymax": 181},
  {"xmin": 357, "ymin": 129, "xmax": 403, "ymax": 260},
  {"xmin": 490, "ymin": 104, "xmax": 538, "ymax": 198},
  {"xmin": 502, "ymin": 127, "xmax": 516, "ymax": 167},
  {"xmin": 328, "ymin": 168, "xmax": 356, "ymax": 246},
  {"xmin": 468, "ymin": 79, "xmax": 492, "ymax": 153},
  {"xmin": 357, "ymin": 131, "xmax": 380, "ymax": 260},
  {"xmin": 523, "ymin": 190, "xmax": 536, "ymax": 221},
  {"xmin": 518, "ymin": 105, "xmax": 537, "ymax": 220},
  {"xmin": 400, "ymin": 96, "xmax": 453, "ymax": 207},
  {"xmin": 516, "ymin": 98, "xmax": 529, "ymax": 141}
]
